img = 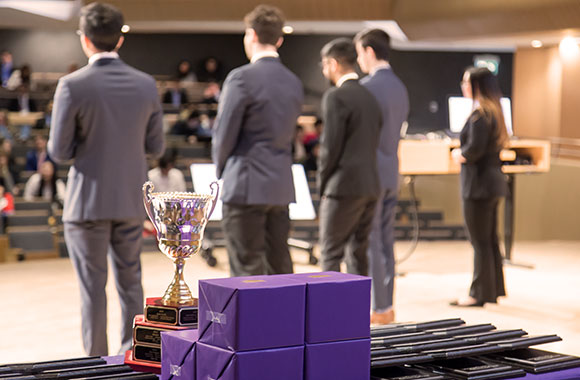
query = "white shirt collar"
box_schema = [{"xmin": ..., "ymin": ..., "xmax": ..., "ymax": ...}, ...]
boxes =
[
  {"xmin": 370, "ymin": 62, "xmax": 391, "ymax": 76},
  {"xmin": 88, "ymin": 51, "xmax": 120, "ymax": 65},
  {"xmin": 336, "ymin": 72, "xmax": 359, "ymax": 88},
  {"xmin": 250, "ymin": 51, "xmax": 279, "ymax": 64}
]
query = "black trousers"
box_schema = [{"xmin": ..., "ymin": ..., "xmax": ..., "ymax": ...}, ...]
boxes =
[
  {"xmin": 319, "ymin": 195, "xmax": 378, "ymax": 276},
  {"xmin": 222, "ymin": 203, "xmax": 293, "ymax": 277},
  {"xmin": 462, "ymin": 197, "xmax": 506, "ymax": 303}
]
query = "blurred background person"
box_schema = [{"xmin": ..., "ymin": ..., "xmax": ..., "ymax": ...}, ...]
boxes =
[
  {"xmin": 0, "ymin": 178, "xmax": 15, "ymax": 233},
  {"xmin": 8, "ymin": 84, "xmax": 37, "ymax": 113},
  {"xmin": 1, "ymin": 50, "xmax": 13, "ymax": 88},
  {"xmin": 26, "ymin": 135, "xmax": 52, "ymax": 172},
  {"xmin": 197, "ymin": 56, "xmax": 223, "ymax": 83},
  {"xmin": 35, "ymin": 101, "xmax": 54, "ymax": 130},
  {"xmin": 176, "ymin": 59, "xmax": 197, "ymax": 83},
  {"xmin": 162, "ymin": 80, "xmax": 189, "ymax": 108},
  {"xmin": 23, "ymin": 160, "xmax": 65, "ymax": 206},
  {"xmin": 450, "ymin": 66, "xmax": 508, "ymax": 307},
  {"xmin": 147, "ymin": 149, "xmax": 186, "ymax": 193},
  {"xmin": 201, "ymin": 81, "xmax": 220, "ymax": 104},
  {"xmin": 0, "ymin": 110, "xmax": 12, "ymax": 141}
]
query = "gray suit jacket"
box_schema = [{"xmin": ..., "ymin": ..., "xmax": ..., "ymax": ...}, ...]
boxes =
[
  {"xmin": 361, "ymin": 67, "xmax": 409, "ymax": 191},
  {"xmin": 212, "ymin": 57, "xmax": 303, "ymax": 205},
  {"xmin": 48, "ymin": 58, "xmax": 165, "ymax": 222},
  {"xmin": 318, "ymin": 79, "xmax": 382, "ymax": 198}
]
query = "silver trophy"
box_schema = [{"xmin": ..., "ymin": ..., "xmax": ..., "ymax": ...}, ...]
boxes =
[{"xmin": 143, "ymin": 181, "xmax": 219, "ymax": 306}]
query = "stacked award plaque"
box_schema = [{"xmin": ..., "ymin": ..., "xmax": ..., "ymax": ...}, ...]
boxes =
[{"xmin": 125, "ymin": 181, "xmax": 218, "ymax": 374}]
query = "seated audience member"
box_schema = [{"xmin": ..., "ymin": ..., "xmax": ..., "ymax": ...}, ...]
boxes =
[
  {"xmin": 35, "ymin": 101, "xmax": 53, "ymax": 129},
  {"xmin": 0, "ymin": 178, "xmax": 15, "ymax": 233},
  {"xmin": 170, "ymin": 109, "xmax": 201, "ymax": 138},
  {"xmin": 23, "ymin": 160, "xmax": 65, "ymax": 205},
  {"xmin": 303, "ymin": 117, "xmax": 323, "ymax": 146},
  {"xmin": 196, "ymin": 110, "xmax": 215, "ymax": 142},
  {"xmin": 177, "ymin": 60, "xmax": 197, "ymax": 83},
  {"xmin": 8, "ymin": 84, "xmax": 37, "ymax": 112},
  {"xmin": 293, "ymin": 125, "xmax": 307, "ymax": 163},
  {"xmin": 1, "ymin": 50, "xmax": 13, "ymax": 88},
  {"xmin": 0, "ymin": 110, "xmax": 11, "ymax": 141},
  {"xmin": 201, "ymin": 82, "xmax": 220, "ymax": 104},
  {"xmin": 147, "ymin": 149, "xmax": 186, "ymax": 193},
  {"xmin": 26, "ymin": 135, "xmax": 53, "ymax": 172},
  {"xmin": 162, "ymin": 81, "xmax": 189, "ymax": 108},
  {"xmin": 302, "ymin": 139, "xmax": 320, "ymax": 173},
  {"xmin": 0, "ymin": 148, "xmax": 18, "ymax": 195},
  {"xmin": 197, "ymin": 57, "xmax": 224, "ymax": 83}
]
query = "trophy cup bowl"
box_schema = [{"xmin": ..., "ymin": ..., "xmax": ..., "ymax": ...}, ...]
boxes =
[{"xmin": 143, "ymin": 181, "xmax": 219, "ymax": 307}]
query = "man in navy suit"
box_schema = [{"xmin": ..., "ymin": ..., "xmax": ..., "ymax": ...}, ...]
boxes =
[
  {"xmin": 212, "ymin": 5, "xmax": 303, "ymax": 276},
  {"xmin": 355, "ymin": 29, "xmax": 409, "ymax": 325}
]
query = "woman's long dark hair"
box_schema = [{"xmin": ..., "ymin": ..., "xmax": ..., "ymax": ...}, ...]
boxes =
[
  {"xmin": 37, "ymin": 160, "xmax": 58, "ymax": 202},
  {"xmin": 465, "ymin": 66, "xmax": 509, "ymax": 148}
]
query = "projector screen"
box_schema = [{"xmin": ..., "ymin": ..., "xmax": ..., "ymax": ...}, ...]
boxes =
[{"xmin": 448, "ymin": 96, "xmax": 513, "ymax": 136}]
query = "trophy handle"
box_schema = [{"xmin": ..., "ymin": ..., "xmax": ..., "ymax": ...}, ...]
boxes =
[
  {"xmin": 142, "ymin": 181, "xmax": 159, "ymax": 234},
  {"xmin": 206, "ymin": 181, "xmax": 220, "ymax": 220}
]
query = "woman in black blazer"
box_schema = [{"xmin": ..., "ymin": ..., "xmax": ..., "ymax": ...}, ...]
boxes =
[{"xmin": 450, "ymin": 67, "xmax": 509, "ymax": 307}]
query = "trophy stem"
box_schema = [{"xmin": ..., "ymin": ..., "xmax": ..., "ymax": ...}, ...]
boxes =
[{"xmin": 162, "ymin": 258, "xmax": 195, "ymax": 306}]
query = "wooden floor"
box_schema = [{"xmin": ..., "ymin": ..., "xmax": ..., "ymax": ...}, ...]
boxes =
[{"xmin": 1, "ymin": 240, "xmax": 579, "ymax": 364}]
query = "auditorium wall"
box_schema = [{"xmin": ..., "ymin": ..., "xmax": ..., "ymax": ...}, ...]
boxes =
[{"xmin": 0, "ymin": 29, "xmax": 512, "ymax": 133}]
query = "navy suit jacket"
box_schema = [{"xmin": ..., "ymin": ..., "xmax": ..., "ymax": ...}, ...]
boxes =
[
  {"xmin": 361, "ymin": 68, "xmax": 409, "ymax": 191},
  {"xmin": 212, "ymin": 57, "xmax": 304, "ymax": 205}
]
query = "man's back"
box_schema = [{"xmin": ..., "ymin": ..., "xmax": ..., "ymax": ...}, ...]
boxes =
[
  {"xmin": 49, "ymin": 58, "xmax": 164, "ymax": 221},
  {"xmin": 212, "ymin": 57, "xmax": 303, "ymax": 205},
  {"xmin": 361, "ymin": 68, "xmax": 409, "ymax": 190},
  {"xmin": 318, "ymin": 79, "xmax": 382, "ymax": 198}
]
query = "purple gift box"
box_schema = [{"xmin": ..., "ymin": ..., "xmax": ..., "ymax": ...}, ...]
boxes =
[
  {"xmin": 198, "ymin": 275, "xmax": 306, "ymax": 351},
  {"xmin": 285, "ymin": 271, "xmax": 371, "ymax": 343},
  {"xmin": 304, "ymin": 338, "xmax": 370, "ymax": 380},
  {"xmin": 196, "ymin": 342, "xmax": 304, "ymax": 380},
  {"xmin": 161, "ymin": 329, "xmax": 199, "ymax": 380}
]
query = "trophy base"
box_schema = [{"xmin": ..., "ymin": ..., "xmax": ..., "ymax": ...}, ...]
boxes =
[
  {"xmin": 133, "ymin": 314, "xmax": 192, "ymax": 345},
  {"xmin": 145, "ymin": 297, "xmax": 198, "ymax": 327},
  {"xmin": 124, "ymin": 350, "xmax": 161, "ymax": 374}
]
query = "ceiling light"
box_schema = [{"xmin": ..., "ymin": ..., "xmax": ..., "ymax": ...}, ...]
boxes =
[
  {"xmin": 559, "ymin": 36, "xmax": 580, "ymax": 59},
  {"xmin": 121, "ymin": 24, "xmax": 131, "ymax": 33},
  {"xmin": 283, "ymin": 25, "xmax": 294, "ymax": 34},
  {"xmin": 531, "ymin": 40, "xmax": 543, "ymax": 48}
]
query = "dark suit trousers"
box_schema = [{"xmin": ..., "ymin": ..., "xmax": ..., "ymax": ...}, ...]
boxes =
[
  {"xmin": 462, "ymin": 198, "xmax": 506, "ymax": 303},
  {"xmin": 368, "ymin": 188, "xmax": 397, "ymax": 311},
  {"xmin": 64, "ymin": 219, "xmax": 144, "ymax": 356},
  {"xmin": 222, "ymin": 203, "xmax": 293, "ymax": 276},
  {"xmin": 319, "ymin": 195, "xmax": 378, "ymax": 275}
]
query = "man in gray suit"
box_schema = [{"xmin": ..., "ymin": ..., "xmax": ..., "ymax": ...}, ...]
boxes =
[
  {"xmin": 212, "ymin": 5, "xmax": 303, "ymax": 277},
  {"xmin": 318, "ymin": 38, "xmax": 382, "ymax": 275},
  {"xmin": 48, "ymin": 2, "xmax": 165, "ymax": 355},
  {"xmin": 355, "ymin": 29, "xmax": 409, "ymax": 325}
]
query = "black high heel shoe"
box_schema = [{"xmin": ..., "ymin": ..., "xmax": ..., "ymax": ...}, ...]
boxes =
[{"xmin": 449, "ymin": 299, "xmax": 485, "ymax": 307}]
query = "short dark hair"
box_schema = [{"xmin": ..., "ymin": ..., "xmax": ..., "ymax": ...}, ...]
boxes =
[
  {"xmin": 354, "ymin": 29, "xmax": 391, "ymax": 61},
  {"xmin": 320, "ymin": 38, "xmax": 357, "ymax": 68},
  {"xmin": 79, "ymin": 2, "xmax": 124, "ymax": 52},
  {"xmin": 244, "ymin": 5, "xmax": 285, "ymax": 46}
]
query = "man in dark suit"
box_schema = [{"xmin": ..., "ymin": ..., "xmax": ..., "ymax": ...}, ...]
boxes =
[
  {"xmin": 355, "ymin": 29, "xmax": 409, "ymax": 325},
  {"xmin": 212, "ymin": 5, "xmax": 303, "ymax": 276},
  {"xmin": 48, "ymin": 2, "xmax": 165, "ymax": 356},
  {"xmin": 318, "ymin": 38, "xmax": 382, "ymax": 276}
]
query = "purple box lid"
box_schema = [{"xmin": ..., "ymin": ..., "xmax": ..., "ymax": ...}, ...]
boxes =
[
  {"xmin": 161, "ymin": 329, "xmax": 199, "ymax": 380},
  {"xmin": 196, "ymin": 342, "xmax": 304, "ymax": 380},
  {"xmin": 283, "ymin": 272, "xmax": 371, "ymax": 343},
  {"xmin": 305, "ymin": 338, "xmax": 370, "ymax": 380},
  {"xmin": 198, "ymin": 275, "xmax": 305, "ymax": 351}
]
